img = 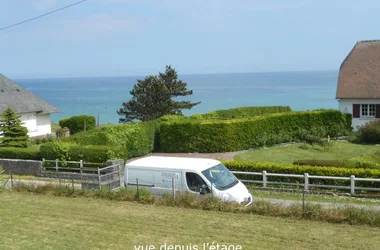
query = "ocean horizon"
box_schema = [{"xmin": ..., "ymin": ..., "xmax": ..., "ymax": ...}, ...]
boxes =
[{"xmin": 13, "ymin": 70, "xmax": 340, "ymax": 124}]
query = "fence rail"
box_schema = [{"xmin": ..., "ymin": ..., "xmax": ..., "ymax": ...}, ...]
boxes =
[{"xmin": 231, "ymin": 170, "xmax": 380, "ymax": 195}]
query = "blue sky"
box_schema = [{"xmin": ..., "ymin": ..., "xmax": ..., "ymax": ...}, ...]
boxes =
[{"xmin": 1, "ymin": 0, "xmax": 379, "ymax": 78}]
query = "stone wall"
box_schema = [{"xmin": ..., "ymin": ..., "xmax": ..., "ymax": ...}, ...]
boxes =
[{"xmin": 0, "ymin": 159, "xmax": 42, "ymax": 176}]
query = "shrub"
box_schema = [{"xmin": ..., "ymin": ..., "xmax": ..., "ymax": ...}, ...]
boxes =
[
  {"xmin": 159, "ymin": 110, "xmax": 348, "ymax": 153},
  {"xmin": 55, "ymin": 128, "xmax": 69, "ymax": 138},
  {"xmin": 0, "ymin": 147, "xmax": 41, "ymax": 160},
  {"xmin": 29, "ymin": 134, "xmax": 56, "ymax": 145},
  {"xmin": 59, "ymin": 115, "xmax": 96, "ymax": 134},
  {"xmin": 64, "ymin": 120, "xmax": 159, "ymax": 159},
  {"xmin": 222, "ymin": 160, "xmax": 380, "ymax": 188},
  {"xmin": 344, "ymin": 113, "xmax": 353, "ymax": 132},
  {"xmin": 193, "ymin": 106, "xmax": 291, "ymax": 120},
  {"xmin": 357, "ymin": 120, "xmax": 380, "ymax": 144},
  {"xmin": 40, "ymin": 141, "xmax": 128, "ymax": 165}
]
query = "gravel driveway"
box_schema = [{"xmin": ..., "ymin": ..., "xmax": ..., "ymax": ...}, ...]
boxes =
[{"xmin": 126, "ymin": 150, "xmax": 248, "ymax": 163}]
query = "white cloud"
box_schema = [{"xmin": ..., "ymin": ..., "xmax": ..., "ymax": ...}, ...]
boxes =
[{"xmin": 32, "ymin": 0, "xmax": 57, "ymax": 11}]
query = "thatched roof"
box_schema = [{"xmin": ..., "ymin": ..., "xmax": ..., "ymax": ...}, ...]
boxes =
[
  {"xmin": 0, "ymin": 74, "xmax": 60, "ymax": 114},
  {"xmin": 336, "ymin": 40, "xmax": 380, "ymax": 99}
]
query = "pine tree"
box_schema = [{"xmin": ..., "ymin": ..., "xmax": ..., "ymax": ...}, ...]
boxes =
[
  {"xmin": 0, "ymin": 107, "xmax": 29, "ymax": 148},
  {"xmin": 117, "ymin": 65, "xmax": 200, "ymax": 123}
]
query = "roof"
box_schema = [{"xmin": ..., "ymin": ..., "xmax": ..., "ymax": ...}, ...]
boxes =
[
  {"xmin": 125, "ymin": 156, "xmax": 221, "ymax": 171},
  {"xmin": 0, "ymin": 74, "xmax": 60, "ymax": 114},
  {"xmin": 336, "ymin": 40, "xmax": 380, "ymax": 99}
]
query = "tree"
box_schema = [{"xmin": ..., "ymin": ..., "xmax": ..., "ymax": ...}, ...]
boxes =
[
  {"xmin": 0, "ymin": 107, "xmax": 29, "ymax": 148},
  {"xmin": 117, "ymin": 65, "xmax": 200, "ymax": 123}
]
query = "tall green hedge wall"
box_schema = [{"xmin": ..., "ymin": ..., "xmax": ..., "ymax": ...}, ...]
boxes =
[
  {"xmin": 159, "ymin": 110, "xmax": 348, "ymax": 153},
  {"xmin": 194, "ymin": 106, "xmax": 291, "ymax": 120}
]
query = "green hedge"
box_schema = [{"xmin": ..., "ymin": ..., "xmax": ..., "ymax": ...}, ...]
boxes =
[
  {"xmin": 222, "ymin": 160, "xmax": 380, "ymax": 188},
  {"xmin": 101, "ymin": 121, "xmax": 159, "ymax": 158},
  {"xmin": 343, "ymin": 113, "xmax": 353, "ymax": 132},
  {"xmin": 40, "ymin": 142, "xmax": 128, "ymax": 164},
  {"xmin": 62, "ymin": 120, "xmax": 159, "ymax": 159},
  {"xmin": 193, "ymin": 106, "xmax": 291, "ymax": 120},
  {"xmin": 59, "ymin": 115, "xmax": 96, "ymax": 134},
  {"xmin": 0, "ymin": 147, "xmax": 41, "ymax": 160},
  {"xmin": 160, "ymin": 110, "xmax": 348, "ymax": 153}
]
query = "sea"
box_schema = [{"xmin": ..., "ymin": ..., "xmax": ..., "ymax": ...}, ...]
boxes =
[{"xmin": 14, "ymin": 70, "xmax": 339, "ymax": 124}]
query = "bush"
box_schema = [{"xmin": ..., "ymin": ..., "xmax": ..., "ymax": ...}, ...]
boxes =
[
  {"xmin": 159, "ymin": 110, "xmax": 348, "ymax": 153},
  {"xmin": 193, "ymin": 106, "xmax": 291, "ymax": 120},
  {"xmin": 59, "ymin": 115, "xmax": 96, "ymax": 134},
  {"xmin": 40, "ymin": 141, "xmax": 128, "ymax": 165},
  {"xmin": 344, "ymin": 113, "xmax": 353, "ymax": 132},
  {"xmin": 0, "ymin": 147, "xmax": 41, "ymax": 160},
  {"xmin": 64, "ymin": 120, "xmax": 160, "ymax": 159},
  {"xmin": 29, "ymin": 134, "xmax": 56, "ymax": 145},
  {"xmin": 357, "ymin": 120, "xmax": 380, "ymax": 144},
  {"xmin": 222, "ymin": 160, "xmax": 380, "ymax": 188}
]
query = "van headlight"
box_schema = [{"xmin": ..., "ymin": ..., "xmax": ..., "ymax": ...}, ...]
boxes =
[{"xmin": 243, "ymin": 196, "xmax": 251, "ymax": 205}]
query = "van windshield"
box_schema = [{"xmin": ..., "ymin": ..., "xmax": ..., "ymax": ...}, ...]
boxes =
[{"xmin": 201, "ymin": 163, "xmax": 238, "ymax": 191}]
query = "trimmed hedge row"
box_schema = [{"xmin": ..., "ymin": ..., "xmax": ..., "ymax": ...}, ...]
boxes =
[
  {"xmin": 159, "ymin": 110, "xmax": 349, "ymax": 153},
  {"xmin": 0, "ymin": 147, "xmax": 41, "ymax": 160},
  {"xmin": 39, "ymin": 141, "xmax": 129, "ymax": 164},
  {"xmin": 194, "ymin": 106, "xmax": 292, "ymax": 120},
  {"xmin": 63, "ymin": 120, "xmax": 159, "ymax": 159},
  {"xmin": 223, "ymin": 160, "xmax": 380, "ymax": 188},
  {"xmin": 59, "ymin": 115, "xmax": 96, "ymax": 134}
]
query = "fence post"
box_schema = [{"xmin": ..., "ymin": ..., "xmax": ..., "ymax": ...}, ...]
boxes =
[
  {"xmin": 80, "ymin": 160, "xmax": 83, "ymax": 190},
  {"xmin": 117, "ymin": 164, "xmax": 122, "ymax": 189},
  {"xmin": 42, "ymin": 158, "xmax": 45, "ymax": 171},
  {"xmin": 10, "ymin": 172, "xmax": 13, "ymax": 189},
  {"xmin": 172, "ymin": 177, "xmax": 175, "ymax": 198},
  {"xmin": 304, "ymin": 173, "xmax": 309, "ymax": 191},
  {"xmin": 55, "ymin": 159, "xmax": 59, "ymax": 172},
  {"xmin": 98, "ymin": 167, "xmax": 101, "ymax": 190},
  {"xmin": 263, "ymin": 171, "xmax": 267, "ymax": 188},
  {"xmin": 136, "ymin": 178, "xmax": 140, "ymax": 199},
  {"xmin": 350, "ymin": 175, "xmax": 355, "ymax": 195}
]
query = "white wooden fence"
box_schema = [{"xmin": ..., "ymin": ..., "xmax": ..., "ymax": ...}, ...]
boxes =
[
  {"xmin": 231, "ymin": 171, "xmax": 380, "ymax": 195},
  {"xmin": 41, "ymin": 159, "xmax": 121, "ymax": 190}
]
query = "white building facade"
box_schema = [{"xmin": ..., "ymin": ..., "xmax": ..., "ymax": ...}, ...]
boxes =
[
  {"xmin": 0, "ymin": 74, "xmax": 60, "ymax": 137},
  {"xmin": 336, "ymin": 40, "xmax": 380, "ymax": 131}
]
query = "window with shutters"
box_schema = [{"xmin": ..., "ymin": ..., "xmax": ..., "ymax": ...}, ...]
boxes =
[{"xmin": 361, "ymin": 104, "xmax": 376, "ymax": 117}]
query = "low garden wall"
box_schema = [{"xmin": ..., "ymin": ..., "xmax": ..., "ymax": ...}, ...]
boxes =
[{"xmin": 0, "ymin": 159, "xmax": 42, "ymax": 176}]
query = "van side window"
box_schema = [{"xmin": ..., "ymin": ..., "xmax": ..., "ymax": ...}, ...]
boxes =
[{"xmin": 186, "ymin": 172, "xmax": 207, "ymax": 192}]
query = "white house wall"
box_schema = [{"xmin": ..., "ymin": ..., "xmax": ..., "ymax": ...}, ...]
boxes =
[
  {"xmin": 19, "ymin": 112, "xmax": 52, "ymax": 137},
  {"xmin": 338, "ymin": 99, "xmax": 380, "ymax": 130}
]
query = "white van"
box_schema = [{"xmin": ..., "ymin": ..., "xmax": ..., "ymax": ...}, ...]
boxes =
[{"xmin": 124, "ymin": 156, "xmax": 253, "ymax": 206}]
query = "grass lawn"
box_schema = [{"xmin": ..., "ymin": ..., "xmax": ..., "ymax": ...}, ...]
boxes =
[
  {"xmin": 253, "ymin": 189, "xmax": 380, "ymax": 206},
  {"xmin": 234, "ymin": 141, "xmax": 380, "ymax": 164},
  {"xmin": 1, "ymin": 192, "xmax": 380, "ymax": 250},
  {"xmin": 3, "ymin": 174, "xmax": 380, "ymax": 206}
]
